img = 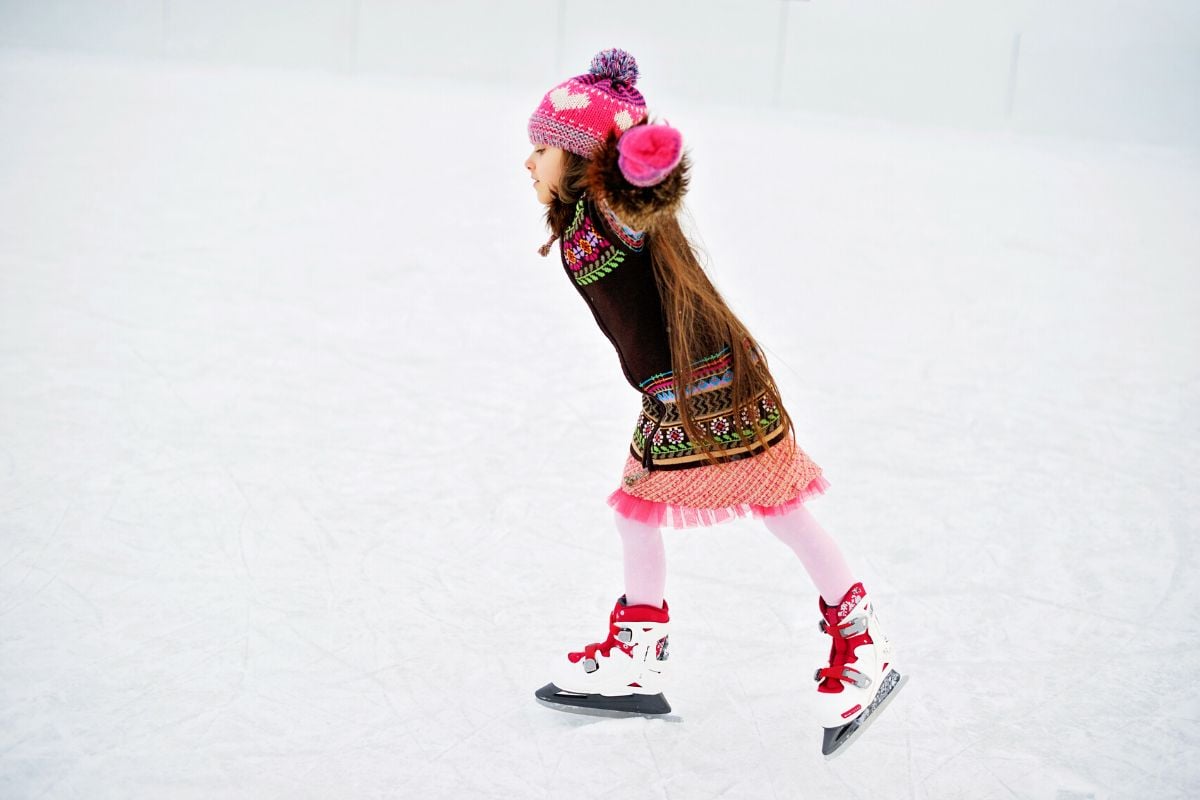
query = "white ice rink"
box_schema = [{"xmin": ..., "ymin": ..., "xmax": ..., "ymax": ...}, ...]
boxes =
[{"xmin": 2, "ymin": 48, "xmax": 1198, "ymax": 799}]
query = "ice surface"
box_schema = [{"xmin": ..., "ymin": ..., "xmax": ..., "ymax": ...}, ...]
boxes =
[{"xmin": 1, "ymin": 49, "xmax": 1198, "ymax": 799}]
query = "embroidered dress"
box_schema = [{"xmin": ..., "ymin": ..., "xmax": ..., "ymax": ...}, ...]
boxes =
[
  {"xmin": 558, "ymin": 193, "xmax": 828, "ymax": 529},
  {"xmin": 609, "ymin": 433, "xmax": 829, "ymax": 529}
]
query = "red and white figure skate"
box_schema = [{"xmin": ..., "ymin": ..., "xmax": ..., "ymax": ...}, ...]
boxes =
[
  {"xmin": 535, "ymin": 596, "xmax": 672, "ymax": 717},
  {"xmin": 814, "ymin": 582, "xmax": 907, "ymax": 758}
]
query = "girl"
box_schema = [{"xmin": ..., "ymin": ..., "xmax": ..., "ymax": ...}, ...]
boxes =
[{"xmin": 524, "ymin": 49, "xmax": 905, "ymax": 757}]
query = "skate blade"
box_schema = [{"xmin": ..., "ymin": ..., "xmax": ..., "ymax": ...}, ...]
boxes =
[
  {"xmin": 822, "ymin": 669, "xmax": 908, "ymax": 760},
  {"xmin": 534, "ymin": 683, "xmax": 681, "ymax": 722}
]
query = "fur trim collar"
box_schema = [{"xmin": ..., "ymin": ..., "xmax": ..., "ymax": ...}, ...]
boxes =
[{"xmin": 586, "ymin": 130, "xmax": 689, "ymax": 232}]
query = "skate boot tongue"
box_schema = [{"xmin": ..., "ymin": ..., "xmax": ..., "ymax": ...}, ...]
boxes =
[
  {"xmin": 817, "ymin": 583, "xmax": 869, "ymax": 693},
  {"xmin": 823, "ymin": 582, "xmax": 867, "ymax": 625}
]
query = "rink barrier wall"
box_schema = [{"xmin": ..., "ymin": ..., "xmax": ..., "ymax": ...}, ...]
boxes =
[{"xmin": 0, "ymin": 0, "xmax": 1196, "ymax": 147}]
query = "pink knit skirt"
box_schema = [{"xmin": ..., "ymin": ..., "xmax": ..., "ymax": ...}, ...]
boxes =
[{"xmin": 607, "ymin": 432, "xmax": 829, "ymax": 529}]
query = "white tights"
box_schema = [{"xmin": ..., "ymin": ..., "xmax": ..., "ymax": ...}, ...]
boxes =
[{"xmin": 614, "ymin": 504, "xmax": 856, "ymax": 608}]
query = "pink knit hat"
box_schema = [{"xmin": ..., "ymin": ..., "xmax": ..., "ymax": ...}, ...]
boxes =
[{"xmin": 528, "ymin": 48, "xmax": 648, "ymax": 158}]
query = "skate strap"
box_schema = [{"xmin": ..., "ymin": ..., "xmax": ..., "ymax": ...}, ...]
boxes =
[
  {"xmin": 580, "ymin": 634, "xmax": 632, "ymax": 661},
  {"xmin": 569, "ymin": 621, "xmax": 634, "ymax": 663},
  {"xmin": 567, "ymin": 599, "xmax": 669, "ymax": 663},
  {"xmin": 817, "ymin": 614, "xmax": 873, "ymax": 692},
  {"xmin": 817, "ymin": 664, "xmax": 871, "ymax": 689}
]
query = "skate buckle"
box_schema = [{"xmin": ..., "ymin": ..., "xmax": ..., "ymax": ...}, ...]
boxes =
[
  {"xmin": 839, "ymin": 617, "xmax": 868, "ymax": 637},
  {"xmin": 842, "ymin": 666, "xmax": 871, "ymax": 689},
  {"xmin": 583, "ymin": 657, "xmax": 599, "ymax": 674},
  {"xmin": 616, "ymin": 627, "xmax": 633, "ymax": 644}
]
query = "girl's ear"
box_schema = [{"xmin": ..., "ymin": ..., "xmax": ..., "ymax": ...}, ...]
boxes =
[{"xmin": 588, "ymin": 129, "xmax": 689, "ymax": 232}]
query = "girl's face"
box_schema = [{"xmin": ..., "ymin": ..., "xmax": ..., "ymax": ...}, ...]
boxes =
[{"xmin": 525, "ymin": 145, "xmax": 565, "ymax": 205}]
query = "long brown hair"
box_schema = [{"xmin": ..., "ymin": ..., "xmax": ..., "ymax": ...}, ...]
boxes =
[
  {"xmin": 543, "ymin": 150, "xmax": 794, "ymax": 467},
  {"xmin": 541, "ymin": 150, "xmax": 592, "ymax": 247}
]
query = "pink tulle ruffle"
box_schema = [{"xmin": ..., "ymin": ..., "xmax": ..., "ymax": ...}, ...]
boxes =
[{"xmin": 606, "ymin": 475, "xmax": 830, "ymax": 530}]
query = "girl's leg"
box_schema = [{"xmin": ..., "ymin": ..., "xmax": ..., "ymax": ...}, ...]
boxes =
[
  {"xmin": 761, "ymin": 503, "xmax": 856, "ymax": 606},
  {"xmin": 614, "ymin": 509, "xmax": 666, "ymax": 608},
  {"xmin": 763, "ymin": 503, "xmax": 905, "ymax": 752}
]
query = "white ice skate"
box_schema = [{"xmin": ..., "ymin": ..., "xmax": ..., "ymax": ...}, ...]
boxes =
[
  {"xmin": 535, "ymin": 596, "xmax": 672, "ymax": 717},
  {"xmin": 814, "ymin": 583, "xmax": 907, "ymax": 758}
]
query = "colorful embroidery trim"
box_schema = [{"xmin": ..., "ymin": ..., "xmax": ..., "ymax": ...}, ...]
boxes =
[
  {"xmin": 598, "ymin": 200, "xmax": 645, "ymax": 251},
  {"xmin": 631, "ymin": 386, "xmax": 786, "ymax": 468},
  {"xmin": 638, "ymin": 346, "xmax": 734, "ymax": 402},
  {"xmin": 563, "ymin": 198, "xmax": 627, "ymax": 285}
]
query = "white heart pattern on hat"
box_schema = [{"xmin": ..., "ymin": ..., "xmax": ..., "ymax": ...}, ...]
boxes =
[
  {"xmin": 614, "ymin": 110, "xmax": 634, "ymax": 131},
  {"xmin": 550, "ymin": 87, "xmax": 590, "ymax": 111}
]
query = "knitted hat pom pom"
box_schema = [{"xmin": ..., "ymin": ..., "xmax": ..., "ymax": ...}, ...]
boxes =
[
  {"xmin": 590, "ymin": 48, "xmax": 639, "ymax": 86},
  {"xmin": 528, "ymin": 48, "xmax": 647, "ymax": 157}
]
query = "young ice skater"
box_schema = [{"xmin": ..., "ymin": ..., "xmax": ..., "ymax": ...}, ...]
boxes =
[{"xmin": 524, "ymin": 48, "xmax": 905, "ymax": 757}]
